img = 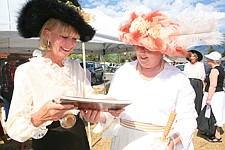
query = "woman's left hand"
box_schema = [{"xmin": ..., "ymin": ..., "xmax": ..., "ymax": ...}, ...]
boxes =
[{"xmin": 80, "ymin": 110, "xmax": 101, "ymax": 124}]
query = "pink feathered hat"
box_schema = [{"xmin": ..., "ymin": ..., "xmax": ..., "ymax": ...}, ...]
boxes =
[{"xmin": 119, "ymin": 10, "xmax": 187, "ymax": 56}]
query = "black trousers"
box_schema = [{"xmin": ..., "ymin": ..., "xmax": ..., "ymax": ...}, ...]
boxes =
[
  {"xmin": 32, "ymin": 116, "xmax": 90, "ymax": 150},
  {"xmin": 189, "ymin": 78, "xmax": 204, "ymax": 115}
]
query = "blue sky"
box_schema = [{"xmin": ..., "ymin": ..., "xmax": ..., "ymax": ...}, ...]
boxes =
[{"xmin": 79, "ymin": 0, "xmax": 225, "ymax": 33}]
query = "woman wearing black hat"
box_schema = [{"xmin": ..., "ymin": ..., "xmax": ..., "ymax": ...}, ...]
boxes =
[
  {"xmin": 5, "ymin": 0, "xmax": 100, "ymax": 150},
  {"xmin": 184, "ymin": 50, "xmax": 206, "ymax": 115}
]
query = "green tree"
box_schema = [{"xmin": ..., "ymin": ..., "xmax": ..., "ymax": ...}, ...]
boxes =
[
  {"xmin": 222, "ymin": 45, "xmax": 225, "ymax": 57},
  {"xmin": 222, "ymin": 34, "xmax": 225, "ymax": 57},
  {"xmin": 208, "ymin": 45, "xmax": 215, "ymax": 54},
  {"xmin": 69, "ymin": 53, "xmax": 99, "ymax": 62},
  {"xmin": 86, "ymin": 54, "xmax": 99, "ymax": 61},
  {"xmin": 69, "ymin": 52, "xmax": 131, "ymax": 63},
  {"xmin": 101, "ymin": 54, "xmax": 117, "ymax": 63},
  {"xmin": 68, "ymin": 53, "xmax": 76, "ymax": 59},
  {"xmin": 68, "ymin": 54, "xmax": 83, "ymax": 61}
]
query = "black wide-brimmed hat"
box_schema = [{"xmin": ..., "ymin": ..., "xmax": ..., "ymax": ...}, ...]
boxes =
[
  {"xmin": 187, "ymin": 50, "xmax": 203, "ymax": 61},
  {"xmin": 17, "ymin": 0, "xmax": 95, "ymax": 42}
]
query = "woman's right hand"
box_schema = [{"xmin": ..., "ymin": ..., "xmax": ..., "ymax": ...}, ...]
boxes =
[
  {"xmin": 31, "ymin": 100, "xmax": 75, "ymax": 127},
  {"xmin": 108, "ymin": 108, "xmax": 125, "ymax": 117},
  {"xmin": 206, "ymin": 99, "xmax": 211, "ymax": 105}
]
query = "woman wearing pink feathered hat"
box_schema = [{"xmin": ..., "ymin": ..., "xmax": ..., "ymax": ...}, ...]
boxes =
[{"xmin": 94, "ymin": 10, "xmax": 199, "ymax": 150}]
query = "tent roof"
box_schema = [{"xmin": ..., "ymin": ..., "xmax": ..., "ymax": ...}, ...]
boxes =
[
  {"xmin": 0, "ymin": 0, "xmax": 134, "ymax": 55},
  {"xmin": 0, "ymin": 31, "xmax": 134, "ymax": 55}
]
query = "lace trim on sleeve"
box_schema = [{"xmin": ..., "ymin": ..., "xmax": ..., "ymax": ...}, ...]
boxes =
[
  {"xmin": 26, "ymin": 116, "xmax": 48, "ymax": 139},
  {"xmin": 22, "ymin": 106, "xmax": 49, "ymax": 139}
]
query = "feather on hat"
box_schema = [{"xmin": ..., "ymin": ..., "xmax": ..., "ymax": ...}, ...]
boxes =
[
  {"xmin": 17, "ymin": 0, "xmax": 95, "ymax": 42},
  {"xmin": 119, "ymin": 10, "xmax": 224, "ymax": 56}
]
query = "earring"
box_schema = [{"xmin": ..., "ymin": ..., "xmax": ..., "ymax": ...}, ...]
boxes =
[{"xmin": 47, "ymin": 40, "xmax": 50, "ymax": 47}]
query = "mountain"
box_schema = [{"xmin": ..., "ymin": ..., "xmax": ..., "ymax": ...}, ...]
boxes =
[
  {"xmin": 167, "ymin": 42, "xmax": 225, "ymax": 63},
  {"xmin": 192, "ymin": 43, "xmax": 225, "ymax": 55}
]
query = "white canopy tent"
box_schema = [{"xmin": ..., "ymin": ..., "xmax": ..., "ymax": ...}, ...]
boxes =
[{"xmin": 0, "ymin": 0, "xmax": 134, "ymax": 55}]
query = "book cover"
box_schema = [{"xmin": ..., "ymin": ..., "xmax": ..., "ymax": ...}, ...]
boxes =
[{"xmin": 60, "ymin": 96, "xmax": 132, "ymax": 112}]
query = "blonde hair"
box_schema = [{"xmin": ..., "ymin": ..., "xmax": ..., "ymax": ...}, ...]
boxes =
[{"xmin": 39, "ymin": 18, "xmax": 79, "ymax": 50}]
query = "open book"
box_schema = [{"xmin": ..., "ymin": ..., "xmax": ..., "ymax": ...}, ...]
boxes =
[{"xmin": 60, "ymin": 96, "xmax": 132, "ymax": 112}]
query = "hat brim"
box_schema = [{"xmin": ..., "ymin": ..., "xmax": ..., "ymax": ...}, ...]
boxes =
[
  {"xmin": 17, "ymin": 0, "xmax": 95, "ymax": 42},
  {"xmin": 187, "ymin": 50, "xmax": 203, "ymax": 61},
  {"xmin": 204, "ymin": 54, "xmax": 220, "ymax": 61}
]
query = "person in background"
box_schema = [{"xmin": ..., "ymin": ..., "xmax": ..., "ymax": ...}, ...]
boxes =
[
  {"xmin": 0, "ymin": 61, "xmax": 15, "ymax": 122},
  {"xmin": 5, "ymin": 0, "xmax": 101, "ymax": 149},
  {"xmin": 184, "ymin": 50, "xmax": 205, "ymax": 115},
  {"xmin": 94, "ymin": 10, "xmax": 197, "ymax": 150},
  {"xmin": 202, "ymin": 51, "xmax": 225, "ymax": 142},
  {"xmin": 0, "ymin": 106, "xmax": 11, "ymax": 144},
  {"xmin": 130, "ymin": 51, "xmax": 137, "ymax": 61}
]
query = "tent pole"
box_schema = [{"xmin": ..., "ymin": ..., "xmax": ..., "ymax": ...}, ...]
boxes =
[
  {"xmin": 82, "ymin": 42, "xmax": 92, "ymax": 149},
  {"xmin": 82, "ymin": 42, "xmax": 87, "ymax": 91},
  {"xmin": 102, "ymin": 50, "xmax": 107, "ymax": 94}
]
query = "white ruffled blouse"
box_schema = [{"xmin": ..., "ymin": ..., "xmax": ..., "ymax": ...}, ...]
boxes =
[
  {"xmin": 5, "ymin": 55, "xmax": 94, "ymax": 142},
  {"xmin": 184, "ymin": 62, "xmax": 206, "ymax": 80}
]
